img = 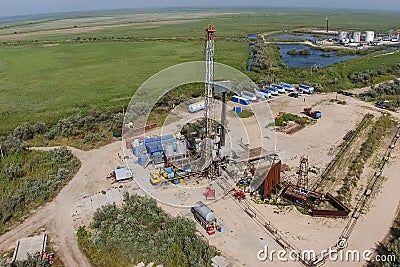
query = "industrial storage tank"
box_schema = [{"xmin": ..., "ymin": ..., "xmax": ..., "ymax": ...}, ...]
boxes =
[
  {"xmin": 365, "ymin": 31, "xmax": 375, "ymax": 43},
  {"xmin": 338, "ymin": 31, "xmax": 347, "ymax": 41},
  {"xmin": 176, "ymin": 140, "xmax": 187, "ymax": 155},
  {"xmin": 164, "ymin": 142, "xmax": 174, "ymax": 157},
  {"xmin": 352, "ymin": 31, "xmax": 361, "ymax": 42},
  {"xmin": 191, "ymin": 201, "xmax": 215, "ymax": 221}
]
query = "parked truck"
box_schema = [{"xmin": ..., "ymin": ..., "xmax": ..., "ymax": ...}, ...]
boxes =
[
  {"xmin": 304, "ymin": 107, "xmax": 322, "ymax": 119},
  {"xmin": 191, "ymin": 201, "xmax": 217, "ymax": 235}
]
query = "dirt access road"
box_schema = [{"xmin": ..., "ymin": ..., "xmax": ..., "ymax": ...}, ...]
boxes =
[
  {"xmin": 0, "ymin": 142, "xmax": 124, "ymax": 267},
  {"xmin": 1, "ymin": 91, "xmax": 399, "ymax": 267}
]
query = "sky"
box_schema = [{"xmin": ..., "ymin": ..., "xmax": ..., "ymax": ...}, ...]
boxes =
[{"xmin": 1, "ymin": 0, "xmax": 400, "ymax": 17}]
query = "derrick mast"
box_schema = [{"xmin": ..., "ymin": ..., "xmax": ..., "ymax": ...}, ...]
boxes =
[
  {"xmin": 203, "ymin": 25, "xmax": 215, "ymax": 160},
  {"xmin": 296, "ymin": 156, "xmax": 309, "ymax": 189}
]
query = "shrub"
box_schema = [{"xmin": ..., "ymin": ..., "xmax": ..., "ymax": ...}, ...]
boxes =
[
  {"xmin": 78, "ymin": 195, "xmax": 217, "ymax": 267},
  {"xmin": 12, "ymin": 123, "xmax": 34, "ymax": 141}
]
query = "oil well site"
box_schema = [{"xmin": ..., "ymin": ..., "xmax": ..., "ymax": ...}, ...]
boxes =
[
  {"xmin": 119, "ymin": 26, "xmax": 400, "ymax": 267},
  {"xmin": 1, "ymin": 7, "xmax": 400, "ymax": 267}
]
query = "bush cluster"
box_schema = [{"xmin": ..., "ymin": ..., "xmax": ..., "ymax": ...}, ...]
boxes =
[
  {"xmin": 274, "ymin": 113, "xmax": 309, "ymax": 127},
  {"xmin": 0, "ymin": 147, "xmax": 79, "ymax": 234},
  {"xmin": 251, "ymin": 40, "xmax": 269, "ymax": 72},
  {"xmin": 78, "ymin": 194, "xmax": 217, "ymax": 267},
  {"xmin": 47, "ymin": 109, "xmax": 123, "ymax": 140},
  {"xmin": 0, "ymin": 109, "xmax": 123, "ymax": 149},
  {"xmin": 349, "ymin": 64, "xmax": 400, "ymax": 84},
  {"xmin": 1, "ymin": 256, "xmax": 51, "ymax": 267}
]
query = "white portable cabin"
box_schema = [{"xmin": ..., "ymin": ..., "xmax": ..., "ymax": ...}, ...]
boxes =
[
  {"xmin": 264, "ymin": 86, "xmax": 278, "ymax": 96},
  {"xmin": 254, "ymin": 88, "xmax": 271, "ymax": 98},
  {"xmin": 254, "ymin": 90, "xmax": 266, "ymax": 100},
  {"xmin": 241, "ymin": 91, "xmax": 257, "ymax": 101},
  {"xmin": 271, "ymin": 84, "xmax": 285, "ymax": 93},
  {"xmin": 232, "ymin": 95, "xmax": 251, "ymax": 105},
  {"xmin": 113, "ymin": 167, "xmax": 133, "ymax": 181},
  {"xmin": 298, "ymin": 84, "xmax": 315, "ymax": 94},
  {"xmin": 280, "ymin": 82, "xmax": 295, "ymax": 91},
  {"xmin": 188, "ymin": 100, "xmax": 205, "ymax": 113}
]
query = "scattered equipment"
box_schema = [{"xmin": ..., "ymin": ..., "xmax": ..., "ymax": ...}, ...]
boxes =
[
  {"xmin": 205, "ymin": 186, "xmax": 216, "ymax": 200},
  {"xmin": 304, "ymin": 107, "xmax": 322, "ymax": 119},
  {"xmin": 232, "ymin": 190, "xmax": 246, "ymax": 200}
]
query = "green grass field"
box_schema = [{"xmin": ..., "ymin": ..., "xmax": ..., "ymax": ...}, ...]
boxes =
[
  {"xmin": 0, "ymin": 40, "xmax": 248, "ymax": 134},
  {"xmin": 0, "ymin": 8, "xmax": 399, "ymax": 135}
]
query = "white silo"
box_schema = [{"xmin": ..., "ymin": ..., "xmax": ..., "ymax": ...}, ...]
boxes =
[
  {"xmin": 352, "ymin": 31, "xmax": 361, "ymax": 42},
  {"xmin": 338, "ymin": 31, "xmax": 347, "ymax": 41},
  {"xmin": 365, "ymin": 31, "xmax": 375, "ymax": 43}
]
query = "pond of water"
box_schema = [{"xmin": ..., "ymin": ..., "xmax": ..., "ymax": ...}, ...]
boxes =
[{"xmin": 277, "ymin": 44, "xmax": 358, "ymax": 67}]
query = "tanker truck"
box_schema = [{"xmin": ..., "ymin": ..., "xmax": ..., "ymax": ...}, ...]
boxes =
[{"xmin": 191, "ymin": 201, "xmax": 217, "ymax": 235}]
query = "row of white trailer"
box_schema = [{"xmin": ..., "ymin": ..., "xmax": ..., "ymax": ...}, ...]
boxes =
[
  {"xmin": 188, "ymin": 82, "xmax": 314, "ymax": 111},
  {"xmin": 238, "ymin": 82, "xmax": 297, "ymax": 104},
  {"xmin": 238, "ymin": 83, "xmax": 314, "ymax": 104}
]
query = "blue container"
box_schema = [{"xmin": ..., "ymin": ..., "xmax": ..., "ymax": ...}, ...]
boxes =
[
  {"xmin": 144, "ymin": 137, "xmax": 155, "ymax": 144},
  {"xmin": 146, "ymin": 141, "xmax": 161, "ymax": 147},
  {"xmin": 138, "ymin": 154, "xmax": 148, "ymax": 166},
  {"xmin": 234, "ymin": 107, "xmax": 242, "ymax": 113},
  {"xmin": 162, "ymin": 134, "xmax": 174, "ymax": 141},
  {"xmin": 161, "ymin": 137, "xmax": 175, "ymax": 145},
  {"xmin": 165, "ymin": 167, "xmax": 173, "ymax": 173},
  {"xmin": 133, "ymin": 145, "xmax": 145, "ymax": 156},
  {"xmin": 167, "ymin": 172, "xmax": 175, "ymax": 178}
]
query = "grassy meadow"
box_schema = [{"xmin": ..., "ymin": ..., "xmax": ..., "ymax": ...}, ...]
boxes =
[
  {"xmin": 0, "ymin": 8, "xmax": 399, "ymax": 135},
  {"xmin": 0, "ymin": 40, "xmax": 248, "ymax": 134}
]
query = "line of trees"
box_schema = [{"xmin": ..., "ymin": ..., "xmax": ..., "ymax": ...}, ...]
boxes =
[
  {"xmin": 251, "ymin": 40, "xmax": 269, "ymax": 72},
  {"xmin": 78, "ymin": 194, "xmax": 217, "ymax": 267}
]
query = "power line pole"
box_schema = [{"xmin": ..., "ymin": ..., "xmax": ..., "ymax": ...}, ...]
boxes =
[{"xmin": 326, "ymin": 18, "xmax": 329, "ymax": 33}]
